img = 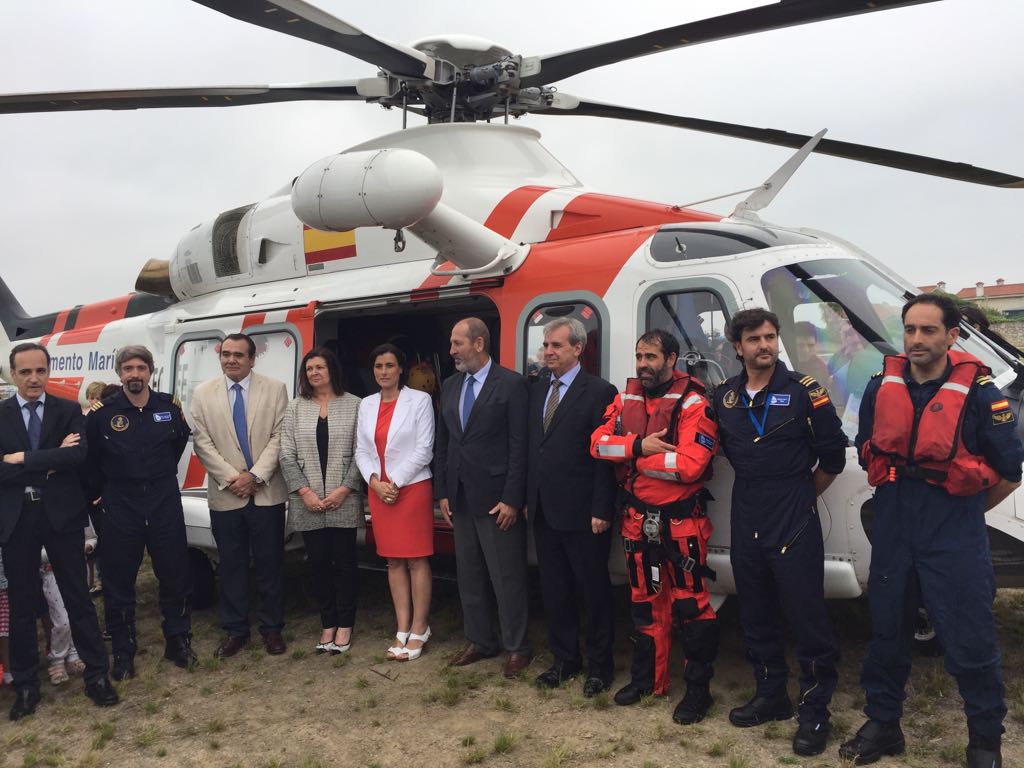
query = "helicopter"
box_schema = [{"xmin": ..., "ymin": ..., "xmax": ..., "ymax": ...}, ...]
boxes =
[{"xmin": 1, "ymin": 0, "xmax": 1022, "ymax": 607}]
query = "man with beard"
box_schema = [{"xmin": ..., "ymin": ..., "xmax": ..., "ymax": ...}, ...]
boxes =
[
  {"xmin": 591, "ymin": 330, "xmax": 719, "ymax": 725},
  {"xmin": 841, "ymin": 295, "xmax": 1021, "ymax": 768},
  {"xmin": 85, "ymin": 345, "xmax": 194, "ymax": 679},
  {"xmin": 713, "ymin": 308, "xmax": 847, "ymax": 757},
  {"xmin": 434, "ymin": 318, "xmax": 531, "ymax": 677}
]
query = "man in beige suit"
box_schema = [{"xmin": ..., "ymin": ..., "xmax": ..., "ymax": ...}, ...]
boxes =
[{"xmin": 190, "ymin": 333, "xmax": 290, "ymax": 658}]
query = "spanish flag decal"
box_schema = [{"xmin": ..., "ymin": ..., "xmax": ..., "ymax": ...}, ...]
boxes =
[
  {"xmin": 992, "ymin": 399, "xmax": 1010, "ymax": 412},
  {"xmin": 303, "ymin": 225, "xmax": 357, "ymax": 267}
]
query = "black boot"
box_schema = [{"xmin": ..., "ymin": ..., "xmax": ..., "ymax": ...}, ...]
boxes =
[
  {"xmin": 673, "ymin": 684, "xmax": 712, "ymax": 725},
  {"xmin": 838, "ymin": 719, "xmax": 905, "ymax": 764},
  {"xmin": 966, "ymin": 746, "xmax": 1002, "ymax": 768},
  {"xmin": 793, "ymin": 721, "xmax": 831, "ymax": 756},
  {"xmin": 164, "ymin": 633, "xmax": 197, "ymax": 669},
  {"xmin": 110, "ymin": 621, "xmax": 136, "ymax": 681},
  {"xmin": 111, "ymin": 654, "xmax": 135, "ymax": 681},
  {"xmin": 729, "ymin": 690, "xmax": 793, "ymax": 727}
]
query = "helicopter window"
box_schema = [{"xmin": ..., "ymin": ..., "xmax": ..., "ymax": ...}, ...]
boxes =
[
  {"xmin": 173, "ymin": 336, "xmax": 225, "ymax": 427},
  {"xmin": 646, "ymin": 289, "xmax": 740, "ymax": 390},
  {"xmin": 247, "ymin": 331, "xmax": 299, "ymax": 396},
  {"xmin": 523, "ymin": 302, "xmax": 602, "ymax": 380},
  {"xmin": 763, "ymin": 258, "xmax": 912, "ymax": 439},
  {"xmin": 650, "ymin": 223, "xmax": 819, "ymax": 262},
  {"xmin": 211, "ymin": 204, "xmax": 254, "ymax": 278}
]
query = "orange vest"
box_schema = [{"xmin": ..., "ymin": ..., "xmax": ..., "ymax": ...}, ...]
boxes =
[
  {"xmin": 864, "ymin": 350, "xmax": 1000, "ymax": 496},
  {"xmin": 616, "ymin": 371, "xmax": 707, "ymax": 489}
]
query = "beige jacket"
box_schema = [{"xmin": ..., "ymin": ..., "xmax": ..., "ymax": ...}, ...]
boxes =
[
  {"xmin": 189, "ymin": 372, "xmax": 289, "ymax": 511},
  {"xmin": 279, "ymin": 393, "xmax": 363, "ymax": 531}
]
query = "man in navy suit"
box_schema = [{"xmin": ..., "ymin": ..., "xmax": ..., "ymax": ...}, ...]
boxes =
[
  {"xmin": 434, "ymin": 317, "xmax": 532, "ymax": 677},
  {"xmin": 527, "ymin": 317, "xmax": 618, "ymax": 697},
  {"xmin": 0, "ymin": 343, "xmax": 117, "ymax": 720}
]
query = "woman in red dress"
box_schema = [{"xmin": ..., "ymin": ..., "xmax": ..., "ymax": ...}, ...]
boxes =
[{"xmin": 355, "ymin": 344, "xmax": 435, "ymax": 660}]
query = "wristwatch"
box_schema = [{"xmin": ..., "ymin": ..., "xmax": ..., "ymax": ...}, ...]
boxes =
[{"xmin": 250, "ymin": 472, "xmax": 265, "ymax": 486}]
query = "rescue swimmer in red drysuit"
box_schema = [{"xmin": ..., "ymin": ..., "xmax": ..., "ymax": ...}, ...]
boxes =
[{"xmin": 590, "ymin": 329, "xmax": 719, "ymax": 725}]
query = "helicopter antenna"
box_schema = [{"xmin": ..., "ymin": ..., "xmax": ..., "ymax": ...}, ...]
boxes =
[{"xmin": 732, "ymin": 129, "xmax": 827, "ymax": 220}]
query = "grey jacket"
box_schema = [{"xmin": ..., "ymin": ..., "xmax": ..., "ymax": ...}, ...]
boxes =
[{"xmin": 279, "ymin": 393, "xmax": 363, "ymax": 531}]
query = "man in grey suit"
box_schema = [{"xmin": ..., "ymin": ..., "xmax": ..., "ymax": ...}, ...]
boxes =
[{"xmin": 435, "ymin": 317, "xmax": 532, "ymax": 677}]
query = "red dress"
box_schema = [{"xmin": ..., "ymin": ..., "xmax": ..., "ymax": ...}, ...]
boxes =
[{"xmin": 369, "ymin": 399, "xmax": 434, "ymax": 558}]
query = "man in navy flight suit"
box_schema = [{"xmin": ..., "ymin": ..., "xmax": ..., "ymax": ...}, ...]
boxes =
[
  {"xmin": 841, "ymin": 294, "xmax": 1022, "ymax": 768},
  {"xmin": 85, "ymin": 345, "xmax": 195, "ymax": 679},
  {"xmin": 713, "ymin": 308, "xmax": 847, "ymax": 757}
]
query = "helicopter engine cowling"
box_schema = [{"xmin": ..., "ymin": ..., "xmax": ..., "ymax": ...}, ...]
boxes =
[{"xmin": 291, "ymin": 148, "xmax": 443, "ymax": 232}]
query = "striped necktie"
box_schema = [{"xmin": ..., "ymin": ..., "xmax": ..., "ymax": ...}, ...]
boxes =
[{"xmin": 543, "ymin": 379, "xmax": 562, "ymax": 433}]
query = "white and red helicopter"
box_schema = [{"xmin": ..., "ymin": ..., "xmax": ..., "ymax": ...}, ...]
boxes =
[{"xmin": 1, "ymin": 0, "xmax": 1022, "ymax": 609}]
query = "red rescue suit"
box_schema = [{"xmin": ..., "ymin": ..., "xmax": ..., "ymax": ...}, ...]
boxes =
[
  {"xmin": 862, "ymin": 350, "xmax": 1001, "ymax": 496},
  {"xmin": 591, "ymin": 371, "xmax": 719, "ymax": 696}
]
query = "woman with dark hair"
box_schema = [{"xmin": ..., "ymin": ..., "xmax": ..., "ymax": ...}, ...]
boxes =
[
  {"xmin": 355, "ymin": 343, "xmax": 435, "ymax": 660},
  {"xmin": 279, "ymin": 347, "xmax": 363, "ymax": 653}
]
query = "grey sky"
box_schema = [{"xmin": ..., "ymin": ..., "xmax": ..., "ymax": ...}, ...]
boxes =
[{"xmin": 1, "ymin": 0, "xmax": 1021, "ymax": 315}]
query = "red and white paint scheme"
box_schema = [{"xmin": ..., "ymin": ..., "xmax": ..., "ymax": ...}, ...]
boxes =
[{"xmin": 3, "ymin": 122, "xmax": 1023, "ymax": 601}]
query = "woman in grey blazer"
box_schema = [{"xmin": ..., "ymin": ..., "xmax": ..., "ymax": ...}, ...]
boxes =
[{"xmin": 279, "ymin": 347, "xmax": 362, "ymax": 653}]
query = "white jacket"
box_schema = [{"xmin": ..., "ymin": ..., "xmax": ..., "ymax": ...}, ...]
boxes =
[{"xmin": 355, "ymin": 387, "xmax": 434, "ymax": 489}]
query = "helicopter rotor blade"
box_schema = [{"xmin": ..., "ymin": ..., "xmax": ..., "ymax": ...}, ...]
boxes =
[
  {"xmin": 521, "ymin": 0, "xmax": 940, "ymax": 89},
  {"xmin": 0, "ymin": 81, "xmax": 371, "ymax": 114},
  {"xmin": 538, "ymin": 97, "xmax": 1024, "ymax": 189},
  {"xmin": 191, "ymin": 0, "xmax": 432, "ymax": 78}
]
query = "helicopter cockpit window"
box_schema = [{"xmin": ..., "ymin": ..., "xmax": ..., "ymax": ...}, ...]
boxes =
[
  {"xmin": 646, "ymin": 290, "xmax": 739, "ymax": 390},
  {"xmin": 523, "ymin": 302, "xmax": 602, "ymax": 380},
  {"xmin": 650, "ymin": 223, "xmax": 820, "ymax": 262},
  {"xmin": 762, "ymin": 259, "xmax": 909, "ymax": 439}
]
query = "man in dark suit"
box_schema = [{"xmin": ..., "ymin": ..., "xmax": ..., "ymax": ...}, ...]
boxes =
[
  {"xmin": 435, "ymin": 317, "xmax": 532, "ymax": 677},
  {"xmin": 527, "ymin": 318, "xmax": 618, "ymax": 697},
  {"xmin": 0, "ymin": 343, "xmax": 118, "ymax": 720}
]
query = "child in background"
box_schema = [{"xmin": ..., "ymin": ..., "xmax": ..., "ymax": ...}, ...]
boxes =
[{"xmin": 40, "ymin": 547, "xmax": 86, "ymax": 684}]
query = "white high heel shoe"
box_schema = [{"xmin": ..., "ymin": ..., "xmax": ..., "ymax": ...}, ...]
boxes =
[
  {"xmin": 386, "ymin": 631, "xmax": 411, "ymax": 660},
  {"xmin": 397, "ymin": 627, "xmax": 431, "ymax": 662}
]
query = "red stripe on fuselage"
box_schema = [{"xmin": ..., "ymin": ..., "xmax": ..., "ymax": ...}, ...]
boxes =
[
  {"xmin": 40, "ymin": 308, "xmax": 73, "ymax": 346},
  {"xmin": 56, "ymin": 295, "xmax": 133, "ymax": 345},
  {"xmin": 546, "ymin": 193, "xmax": 720, "ymax": 242},
  {"xmin": 305, "ymin": 244, "xmax": 356, "ymax": 265},
  {"xmin": 241, "ymin": 313, "xmax": 267, "ymax": 331},
  {"xmin": 182, "ymin": 453, "xmax": 207, "ymax": 490}
]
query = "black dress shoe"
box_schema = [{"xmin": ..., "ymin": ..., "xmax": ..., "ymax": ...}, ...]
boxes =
[
  {"xmin": 672, "ymin": 684, "xmax": 713, "ymax": 725},
  {"xmin": 85, "ymin": 677, "xmax": 120, "ymax": 707},
  {"xmin": 9, "ymin": 687, "xmax": 41, "ymax": 721},
  {"xmin": 613, "ymin": 682, "xmax": 653, "ymax": 706},
  {"xmin": 728, "ymin": 691, "xmax": 793, "ymax": 727},
  {"xmin": 838, "ymin": 719, "xmax": 906, "ymax": 765},
  {"xmin": 164, "ymin": 634, "xmax": 198, "ymax": 669},
  {"xmin": 793, "ymin": 721, "xmax": 831, "ymax": 756},
  {"xmin": 966, "ymin": 746, "xmax": 1002, "ymax": 768},
  {"xmin": 534, "ymin": 664, "xmax": 581, "ymax": 689},
  {"xmin": 582, "ymin": 676, "xmax": 611, "ymax": 698},
  {"xmin": 111, "ymin": 654, "xmax": 135, "ymax": 681},
  {"xmin": 214, "ymin": 635, "xmax": 251, "ymax": 659}
]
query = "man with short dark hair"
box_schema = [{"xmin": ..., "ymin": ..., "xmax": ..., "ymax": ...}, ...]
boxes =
[
  {"xmin": 0, "ymin": 343, "xmax": 118, "ymax": 720},
  {"xmin": 85, "ymin": 345, "xmax": 194, "ymax": 679},
  {"xmin": 527, "ymin": 318, "xmax": 618, "ymax": 697},
  {"xmin": 714, "ymin": 308, "xmax": 847, "ymax": 757},
  {"xmin": 840, "ymin": 294, "xmax": 1022, "ymax": 768},
  {"xmin": 591, "ymin": 329, "xmax": 720, "ymax": 725},
  {"xmin": 190, "ymin": 333, "xmax": 290, "ymax": 658},
  {"xmin": 435, "ymin": 317, "xmax": 531, "ymax": 677}
]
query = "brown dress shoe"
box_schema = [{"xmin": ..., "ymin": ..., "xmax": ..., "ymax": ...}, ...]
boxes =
[
  {"xmin": 263, "ymin": 633, "xmax": 287, "ymax": 656},
  {"xmin": 214, "ymin": 635, "xmax": 250, "ymax": 659},
  {"xmin": 503, "ymin": 653, "xmax": 533, "ymax": 678},
  {"xmin": 448, "ymin": 643, "xmax": 498, "ymax": 668}
]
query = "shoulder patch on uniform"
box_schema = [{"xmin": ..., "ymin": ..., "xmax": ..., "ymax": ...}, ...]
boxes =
[
  {"xmin": 993, "ymin": 411, "xmax": 1015, "ymax": 425},
  {"xmin": 90, "ymin": 400, "xmax": 104, "ymax": 411},
  {"xmin": 991, "ymin": 399, "xmax": 1011, "ymax": 413}
]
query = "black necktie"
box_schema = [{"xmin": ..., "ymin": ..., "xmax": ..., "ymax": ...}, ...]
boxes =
[{"xmin": 25, "ymin": 400, "xmax": 42, "ymax": 450}]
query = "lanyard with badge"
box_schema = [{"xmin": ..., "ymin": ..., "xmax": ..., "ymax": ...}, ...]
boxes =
[{"xmin": 742, "ymin": 393, "xmax": 771, "ymax": 437}]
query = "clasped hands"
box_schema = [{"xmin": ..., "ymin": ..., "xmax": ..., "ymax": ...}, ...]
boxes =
[
  {"xmin": 299, "ymin": 485, "xmax": 348, "ymax": 513},
  {"xmin": 370, "ymin": 476, "xmax": 399, "ymax": 506},
  {"xmin": 439, "ymin": 498, "xmax": 519, "ymax": 531}
]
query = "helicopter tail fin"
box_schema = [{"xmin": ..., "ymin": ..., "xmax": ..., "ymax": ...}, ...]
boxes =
[{"xmin": 0, "ymin": 274, "xmax": 32, "ymax": 340}]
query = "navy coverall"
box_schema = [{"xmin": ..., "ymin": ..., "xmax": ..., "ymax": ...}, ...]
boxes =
[
  {"xmin": 855, "ymin": 361, "xmax": 1023, "ymax": 746},
  {"xmin": 85, "ymin": 389, "xmax": 192, "ymax": 654},
  {"xmin": 714, "ymin": 361, "xmax": 847, "ymax": 725}
]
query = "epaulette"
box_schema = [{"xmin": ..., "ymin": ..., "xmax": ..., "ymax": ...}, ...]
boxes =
[
  {"xmin": 796, "ymin": 374, "xmax": 819, "ymax": 389},
  {"xmin": 977, "ymin": 374, "xmax": 994, "ymax": 386},
  {"xmin": 871, "ymin": 370, "xmax": 883, "ymax": 379},
  {"xmin": 90, "ymin": 400, "xmax": 104, "ymax": 411},
  {"xmin": 172, "ymin": 395, "xmax": 183, "ymax": 409}
]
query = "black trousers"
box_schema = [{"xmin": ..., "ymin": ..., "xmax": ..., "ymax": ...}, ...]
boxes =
[
  {"xmin": 533, "ymin": 505, "xmax": 614, "ymax": 679},
  {"xmin": 303, "ymin": 526, "xmax": 358, "ymax": 629},
  {"xmin": 210, "ymin": 501, "xmax": 286, "ymax": 638},
  {"xmin": 2, "ymin": 497, "xmax": 109, "ymax": 688}
]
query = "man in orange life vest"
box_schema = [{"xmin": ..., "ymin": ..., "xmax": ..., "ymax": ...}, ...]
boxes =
[
  {"xmin": 841, "ymin": 294, "xmax": 1022, "ymax": 768},
  {"xmin": 591, "ymin": 329, "xmax": 719, "ymax": 725}
]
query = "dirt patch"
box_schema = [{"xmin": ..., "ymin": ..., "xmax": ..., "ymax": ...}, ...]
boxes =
[{"xmin": 2, "ymin": 560, "xmax": 1022, "ymax": 768}]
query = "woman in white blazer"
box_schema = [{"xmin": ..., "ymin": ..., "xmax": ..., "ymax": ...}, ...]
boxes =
[
  {"xmin": 279, "ymin": 347, "xmax": 362, "ymax": 654},
  {"xmin": 356, "ymin": 344, "xmax": 435, "ymax": 661}
]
